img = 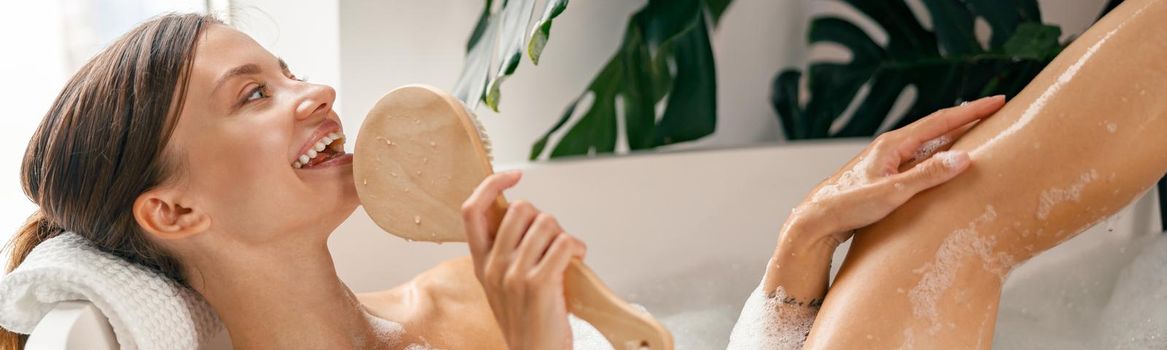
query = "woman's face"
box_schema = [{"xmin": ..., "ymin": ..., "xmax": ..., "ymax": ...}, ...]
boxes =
[{"xmin": 167, "ymin": 24, "xmax": 358, "ymax": 245}]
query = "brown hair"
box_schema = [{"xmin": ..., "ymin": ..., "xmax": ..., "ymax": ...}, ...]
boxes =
[{"xmin": 2, "ymin": 13, "xmax": 218, "ymax": 348}]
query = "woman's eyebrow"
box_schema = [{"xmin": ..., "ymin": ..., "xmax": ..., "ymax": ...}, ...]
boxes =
[
  {"xmin": 211, "ymin": 58, "xmax": 288, "ymax": 96},
  {"xmin": 211, "ymin": 63, "xmax": 261, "ymax": 96}
]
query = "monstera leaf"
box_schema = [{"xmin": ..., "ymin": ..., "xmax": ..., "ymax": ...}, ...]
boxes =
[
  {"xmin": 453, "ymin": 0, "xmax": 569, "ymax": 111},
  {"xmin": 774, "ymin": 0, "xmax": 1065, "ymax": 140},
  {"xmin": 529, "ymin": 0, "xmax": 731, "ymax": 159}
]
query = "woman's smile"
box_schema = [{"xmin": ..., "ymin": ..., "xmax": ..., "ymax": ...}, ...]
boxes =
[{"xmin": 292, "ymin": 119, "xmax": 351, "ymax": 169}]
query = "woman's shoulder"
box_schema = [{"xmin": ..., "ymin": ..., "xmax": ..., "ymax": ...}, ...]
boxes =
[
  {"xmin": 357, "ymin": 256, "xmax": 482, "ymax": 317},
  {"xmin": 357, "ymin": 256, "xmax": 504, "ymax": 349},
  {"xmin": 413, "ymin": 256, "xmax": 483, "ymax": 304}
]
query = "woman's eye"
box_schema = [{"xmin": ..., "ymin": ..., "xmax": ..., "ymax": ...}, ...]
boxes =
[{"xmin": 245, "ymin": 85, "xmax": 267, "ymax": 102}]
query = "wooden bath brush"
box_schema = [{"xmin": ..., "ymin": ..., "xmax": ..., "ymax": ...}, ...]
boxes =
[{"xmin": 353, "ymin": 85, "xmax": 674, "ymax": 349}]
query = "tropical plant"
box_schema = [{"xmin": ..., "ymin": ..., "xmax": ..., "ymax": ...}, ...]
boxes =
[
  {"xmin": 452, "ymin": 0, "xmax": 730, "ymax": 160},
  {"xmin": 452, "ymin": 0, "xmax": 569, "ymax": 111},
  {"xmin": 773, "ymin": 0, "xmax": 1064, "ymax": 140},
  {"xmin": 529, "ymin": 0, "xmax": 730, "ymax": 160},
  {"xmin": 455, "ymin": 0, "xmax": 1145, "ymax": 165}
]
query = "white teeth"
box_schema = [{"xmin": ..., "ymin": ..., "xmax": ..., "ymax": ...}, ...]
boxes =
[{"xmin": 292, "ymin": 131, "xmax": 347, "ymax": 168}]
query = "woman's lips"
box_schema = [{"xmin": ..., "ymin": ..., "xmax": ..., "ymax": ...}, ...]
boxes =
[{"xmin": 293, "ymin": 119, "xmax": 343, "ymax": 167}]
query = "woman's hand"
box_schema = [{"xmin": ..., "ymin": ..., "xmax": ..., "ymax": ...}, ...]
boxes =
[
  {"xmin": 765, "ymin": 95, "xmax": 1006, "ymax": 300},
  {"xmin": 792, "ymin": 95, "xmax": 1007, "ymax": 248},
  {"xmin": 461, "ymin": 171, "xmax": 587, "ymax": 350}
]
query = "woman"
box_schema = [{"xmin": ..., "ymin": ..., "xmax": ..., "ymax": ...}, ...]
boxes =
[{"xmin": 0, "ymin": 12, "xmax": 998, "ymax": 349}]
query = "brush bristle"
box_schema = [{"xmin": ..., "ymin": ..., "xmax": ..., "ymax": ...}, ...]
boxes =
[{"xmin": 461, "ymin": 103, "xmax": 493, "ymax": 163}]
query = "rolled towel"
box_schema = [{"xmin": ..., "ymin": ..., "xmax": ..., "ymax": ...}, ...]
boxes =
[{"xmin": 0, "ymin": 232, "xmax": 222, "ymax": 349}]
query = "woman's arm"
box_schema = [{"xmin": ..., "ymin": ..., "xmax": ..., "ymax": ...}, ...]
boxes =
[{"xmin": 729, "ymin": 97, "xmax": 1006, "ymax": 349}]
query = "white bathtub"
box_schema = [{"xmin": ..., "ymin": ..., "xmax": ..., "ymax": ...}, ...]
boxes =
[{"xmin": 28, "ymin": 141, "xmax": 1166, "ymax": 349}]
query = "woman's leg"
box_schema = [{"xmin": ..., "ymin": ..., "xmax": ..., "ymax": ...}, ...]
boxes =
[{"xmin": 803, "ymin": 0, "xmax": 1167, "ymax": 348}]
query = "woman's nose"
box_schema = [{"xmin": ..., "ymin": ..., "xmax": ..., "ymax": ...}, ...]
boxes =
[{"xmin": 294, "ymin": 83, "xmax": 336, "ymax": 121}]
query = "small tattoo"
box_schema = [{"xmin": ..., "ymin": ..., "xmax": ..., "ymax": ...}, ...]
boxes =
[{"xmin": 778, "ymin": 296, "xmax": 824, "ymax": 308}]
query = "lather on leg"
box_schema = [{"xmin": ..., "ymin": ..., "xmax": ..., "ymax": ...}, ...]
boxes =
[{"xmin": 802, "ymin": 0, "xmax": 1167, "ymax": 348}]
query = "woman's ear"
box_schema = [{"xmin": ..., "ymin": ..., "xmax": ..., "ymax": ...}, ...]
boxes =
[{"xmin": 133, "ymin": 187, "xmax": 210, "ymax": 240}]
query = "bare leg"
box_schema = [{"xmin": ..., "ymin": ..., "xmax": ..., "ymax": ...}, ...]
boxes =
[{"xmin": 803, "ymin": 0, "xmax": 1167, "ymax": 348}]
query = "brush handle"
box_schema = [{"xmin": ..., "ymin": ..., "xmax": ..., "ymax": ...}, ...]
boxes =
[{"xmin": 564, "ymin": 260, "xmax": 674, "ymax": 350}]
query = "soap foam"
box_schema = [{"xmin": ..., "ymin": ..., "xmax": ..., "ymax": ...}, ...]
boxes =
[
  {"xmin": 913, "ymin": 136, "xmax": 951, "ymax": 162},
  {"xmin": 908, "ymin": 206, "xmax": 1014, "ymax": 338},
  {"xmin": 1036, "ymin": 170, "xmax": 1099, "ymax": 220},
  {"xmin": 811, "ymin": 156, "xmax": 875, "ymax": 202},
  {"xmin": 361, "ymin": 311, "xmax": 408, "ymax": 348},
  {"xmin": 569, "ymin": 304, "xmax": 652, "ymax": 350},
  {"xmin": 933, "ymin": 150, "xmax": 964, "ymax": 169},
  {"xmin": 1098, "ymin": 236, "xmax": 1167, "ymax": 348},
  {"xmin": 569, "ymin": 313, "xmax": 610, "ymax": 349},
  {"xmin": 726, "ymin": 283, "xmax": 818, "ymax": 350}
]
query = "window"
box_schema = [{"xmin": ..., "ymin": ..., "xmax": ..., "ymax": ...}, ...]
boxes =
[{"xmin": 0, "ymin": 0, "xmax": 226, "ymax": 266}]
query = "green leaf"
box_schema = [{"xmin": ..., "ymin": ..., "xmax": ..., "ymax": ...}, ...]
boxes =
[
  {"xmin": 484, "ymin": 0, "xmax": 538, "ymax": 111},
  {"xmin": 529, "ymin": 98, "xmax": 579, "ymax": 159},
  {"xmin": 1002, "ymin": 23, "xmax": 1062, "ymax": 60},
  {"xmin": 967, "ymin": 0, "xmax": 1024, "ymax": 47},
  {"xmin": 772, "ymin": 71, "xmax": 803, "ymax": 139},
  {"xmin": 775, "ymin": 0, "xmax": 1067, "ymax": 141},
  {"xmin": 652, "ymin": 14, "xmax": 716, "ymax": 146},
  {"xmin": 528, "ymin": 0, "xmax": 569, "ymax": 65},
  {"xmin": 454, "ymin": 0, "xmax": 572, "ymax": 110},
  {"xmin": 839, "ymin": 0, "xmax": 936, "ymax": 57},
  {"xmin": 922, "ymin": 0, "xmax": 980, "ymax": 55},
  {"xmin": 701, "ymin": 0, "xmax": 734, "ymax": 26},
  {"xmin": 538, "ymin": 39, "xmax": 625, "ymax": 158},
  {"xmin": 453, "ymin": 13, "xmax": 499, "ymax": 109},
  {"xmin": 466, "ymin": 0, "xmax": 496, "ymax": 51},
  {"xmin": 529, "ymin": 0, "xmax": 721, "ymax": 159}
]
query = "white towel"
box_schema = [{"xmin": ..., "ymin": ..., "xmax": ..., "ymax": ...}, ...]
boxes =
[{"xmin": 0, "ymin": 232, "xmax": 222, "ymax": 349}]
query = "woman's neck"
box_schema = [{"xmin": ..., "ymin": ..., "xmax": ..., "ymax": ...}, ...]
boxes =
[{"xmin": 186, "ymin": 234, "xmax": 385, "ymax": 349}]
